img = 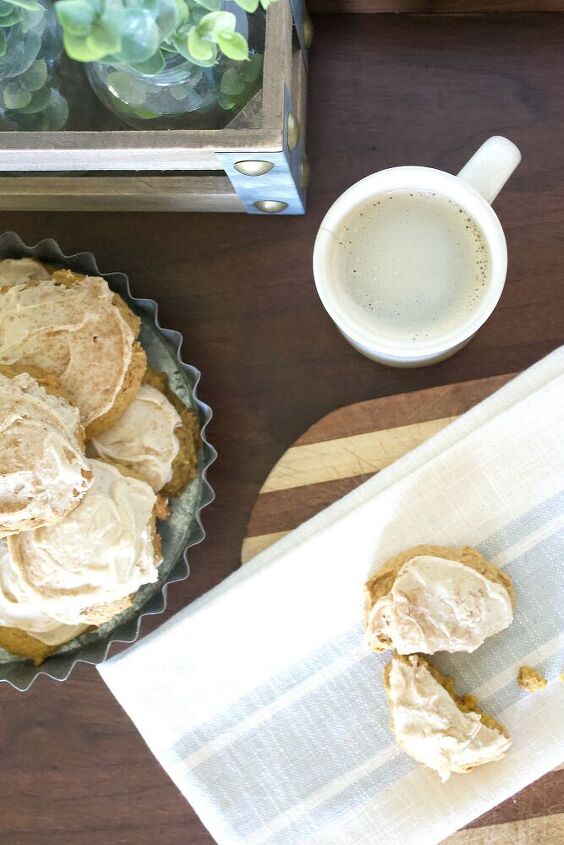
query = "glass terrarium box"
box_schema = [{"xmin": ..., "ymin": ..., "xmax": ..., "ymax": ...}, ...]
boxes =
[{"xmin": 0, "ymin": 0, "xmax": 308, "ymax": 213}]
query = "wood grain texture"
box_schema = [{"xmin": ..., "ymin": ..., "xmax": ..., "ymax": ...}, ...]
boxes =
[
  {"xmin": 0, "ymin": 11, "xmax": 563, "ymax": 845},
  {"xmin": 262, "ymin": 415, "xmax": 457, "ymax": 489},
  {"xmin": 0, "ymin": 177, "xmax": 244, "ymax": 213},
  {"xmin": 242, "ymin": 375, "xmax": 513, "ymax": 556},
  {"xmin": 309, "ymin": 1, "xmax": 564, "ymax": 11},
  {"xmin": 294, "ymin": 374, "xmax": 513, "ymax": 444},
  {"xmin": 448, "ymin": 813, "xmax": 564, "ymax": 845}
]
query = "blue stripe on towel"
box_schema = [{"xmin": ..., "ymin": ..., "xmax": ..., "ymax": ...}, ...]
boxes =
[
  {"xmin": 173, "ymin": 626, "xmax": 361, "ymax": 759},
  {"xmin": 478, "ymin": 488, "xmax": 564, "ymax": 560},
  {"xmin": 187, "ymin": 652, "xmax": 406, "ymax": 839}
]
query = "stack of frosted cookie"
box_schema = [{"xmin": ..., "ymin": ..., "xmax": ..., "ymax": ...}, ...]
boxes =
[
  {"xmin": 0, "ymin": 258, "xmax": 200, "ymax": 665},
  {"xmin": 364, "ymin": 545, "xmax": 515, "ymax": 781}
]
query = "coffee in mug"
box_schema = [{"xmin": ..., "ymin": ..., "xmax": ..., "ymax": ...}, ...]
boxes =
[
  {"xmin": 335, "ymin": 191, "xmax": 490, "ymax": 345},
  {"xmin": 313, "ymin": 136, "xmax": 521, "ymax": 367}
]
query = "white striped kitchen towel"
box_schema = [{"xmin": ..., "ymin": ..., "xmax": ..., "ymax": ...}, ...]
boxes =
[{"xmin": 99, "ymin": 345, "xmax": 564, "ymax": 845}]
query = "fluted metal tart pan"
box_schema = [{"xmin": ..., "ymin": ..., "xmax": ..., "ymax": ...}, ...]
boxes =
[{"xmin": 0, "ymin": 232, "xmax": 216, "ymax": 691}]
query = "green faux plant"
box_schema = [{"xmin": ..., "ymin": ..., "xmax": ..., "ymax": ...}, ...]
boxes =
[
  {"xmin": 55, "ymin": 0, "xmax": 277, "ymax": 72},
  {"xmin": 0, "ymin": 0, "xmax": 44, "ymax": 60},
  {"xmin": 54, "ymin": 0, "xmax": 277, "ymax": 123},
  {"xmin": 0, "ymin": 0, "xmax": 42, "ymax": 31},
  {"xmin": 0, "ymin": 0, "xmax": 69, "ymax": 130}
]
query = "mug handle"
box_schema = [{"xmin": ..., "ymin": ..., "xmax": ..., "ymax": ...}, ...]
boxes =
[{"xmin": 457, "ymin": 136, "xmax": 521, "ymax": 204}]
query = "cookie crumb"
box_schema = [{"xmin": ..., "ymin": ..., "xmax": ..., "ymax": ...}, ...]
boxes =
[
  {"xmin": 155, "ymin": 495, "xmax": 170, "ymax": 521},
  {"xmin": 518, "ymin": 666, "xmax": 547, "ymax": 692}
]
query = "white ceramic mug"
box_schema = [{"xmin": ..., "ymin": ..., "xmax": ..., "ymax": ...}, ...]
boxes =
[{"xmin": 313, "ymin": 136, "xmax": 522, "ymax": 367}]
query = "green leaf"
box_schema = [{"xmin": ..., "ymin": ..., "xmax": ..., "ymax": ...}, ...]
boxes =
[
  {"xmin": 55, "ymin": 0, "xmax": 95, "ymax": 36},
  {"xmin": 83, "ymin": 0, "xmax": 124, "ymax": 57},
  {"xmin": 217, "ymin": 30, "xmax": 248, "ymax": 61},
  {"xmin": 19, "ymin": 59, "xmax": 48, "ymax": 91},
  {"xmin": 63, "ymin": 31, "xmax": 107, "ymax": 60},
  {"xmin": 219, "ymin": 67, "xmax": 244, "ymax": 95},
  {"xmin": 186, "ymin": 2, "xmax": 207, "ymax": 26},
  {"xmin": 14, "ymin": 83, "xmax": 50, "ymax": 113},
  {"xmin": 240, "ymin": 51, "xmax": 262, "ymax": 82},
  {"xmin": 170, "ymin": 32, "xmax": 192, "ymax": 59},
  {"xmin": 3, "ymin": 82, "xmax": 32, "ymax": 109},
  {"xmin": 153, "ymin": 0, "xmax": 182, "ymax": 41},
  {"xmin": 45, "ymin": 89, "xmax": 69, "ymax": 129},
  {"xmin": 259, "ymin": 0, "xmax": 278, "ymax": 8},
  {"xmin": 0, "ymin": 10, "xmax": 20, "ymax": 26},
  {"xmin": 8, "ymin": 0, "xmax": 41, "ymax": 10},
  {"xmin": 0, "ymin": 29, "xmax": 5, "ymax": 57},
  {"xmin": 233, "ymin": 0, "xmax": 259, "ymax": 11},
  {"xmin": 218, "ymin": 91, "xmax": 234, "ymax": 110},
  {"xmin": 135, "ymin": 0, "xmax": 157, "ymax": 11},
  {"xmin": 9, "ymin": 86, "xmax": 68, "ymax": 129},
  {"xmin": 118, "ymin": 8, "xmax": 160, "ymax": 62},
  {"xmin": 107, "ymin": 69, "xmax": 146, "ymax": 104},
  {"xmin": 85, "ymin": 21, "xmax": 122, "ymax": 56},
  {"xmin": 196, "ymin": 10, "xmax": 235, "ymax": 39},
  {"xmin": 18, "ymin": 5, "xmax": 44, "ymax": 32},
  {"xmin": 100, "ymin": 0, "xmax": 124, "ymax": 24},
  {"xmin": 186, "ymin": 25, "xmax": 216, "ymax": 65},
  {"xmin": 196, "ymin": 0, "xmax": 222, "ymax": 9},
  {"xmin": 112, "ymin": 94, "xmax": 159, "ymax": 119},
  {"xmin": 169, "ymin": 82, "xmax": 187, "ymax": 101},
  {"xmin": 175, "ymin": 0, "xmax": 189, "ymax": 24},
  {"xmin": 129, "ymin": 48, "xmax": 165, "ymax": 74}
]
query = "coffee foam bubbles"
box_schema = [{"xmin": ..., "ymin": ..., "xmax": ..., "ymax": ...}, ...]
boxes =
[{"xmin": 334, "ymin": 191, "xmax": 491, "ymax": 344}]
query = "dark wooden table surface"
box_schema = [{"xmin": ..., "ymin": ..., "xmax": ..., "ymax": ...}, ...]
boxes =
[{"xmin": 1, "ymin": 12, "xmax": 564, "ymax": 845}]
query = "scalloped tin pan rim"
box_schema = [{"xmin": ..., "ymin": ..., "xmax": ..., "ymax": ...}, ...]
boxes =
[{"xmin": 0, "ymin": 232, "xmax": 216, "ymax": 691}]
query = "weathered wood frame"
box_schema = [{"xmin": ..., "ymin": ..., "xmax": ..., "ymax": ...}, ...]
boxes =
[
  {"xmin": 0, "ymin": 0, "xmax": 309, "ymax": 213},
  {"xmin": 309, "ymin": 0, "xmax": 564, "ymax": 11}
]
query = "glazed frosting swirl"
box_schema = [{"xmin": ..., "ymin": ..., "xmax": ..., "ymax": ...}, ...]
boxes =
[
  {"xmin": 2, "ymin": 460, "xmax": 161, "ymax": 640},
  {"xmin": 0, "ymin": 371, "xmax": 92, "ymax": 536},
  {"xmin": 0, "ymin": 276, "xmax": 134, "ymax": 427},
  {"xmin": 386, "ymin": 655, "xmax": 511, "ymax": 781},
  {"xmin": 89, "ymin": 384, "xmax": 181, "ymax": 492},
  {"xmin": 367, "ymin": 555, "xmax": 513, "ymax": 654}
]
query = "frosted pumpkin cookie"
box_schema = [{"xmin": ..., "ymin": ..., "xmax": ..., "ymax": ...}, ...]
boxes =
[
  {"xmin": 88, "ymin": 369, "xmax": 200, "ymax": 495},
  {"xmin": 0, "ymin": 368, "xmax": 92, "ymax": 537},
  {"xmin": 384, "ymin": 654, "xmax": 511, "ymax": 782},
  {"xmin": 0, "ymin": 257, "xmax": 51, "ymax": 286},
  {"xmin": 0, "ymin": 459, "xmax": 162, "ymax": 662},
  {"xmin": 0, "ymin": 270, "xmax": 146, "ymax": 437},
  {"xmin": 0, "ymin": 539, "xmax": 86, "ymax": 664},
  {"xmin": 365, "ymin": 545, "xmax": 514, "ymax": 655}
]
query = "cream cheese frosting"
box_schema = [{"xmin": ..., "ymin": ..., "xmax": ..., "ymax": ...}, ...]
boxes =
[
  {"xmin": 0, "ymin": 258, "xmax": 51, "ymax": 286},
  {"xmin": 0, "ymin": 539, "xmax": 87, "ymax": 646},
  {"xmin": 0, "ymin": 370, "xmax": 92, "ymax": 536},
  {"xmin": 88, "ymin": 384, "xmax": 181, "ymax": 492},
  {"xmin": 0, "ymin": 276, "xmax": 135, "ymax": 428},
  {"xmin": 386, "ymin": 655, "xmax": 511, "ymax": 781},
  {"xmin": 4, "ymin": 459, "xmax": 161, "ymax": 638},
  {"xmin": 367, "ymin": 555, "xmax": 513, "ymax": 654}
]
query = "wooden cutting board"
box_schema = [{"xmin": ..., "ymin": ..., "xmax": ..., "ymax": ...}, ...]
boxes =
[
  {"xmin": 242, "ymin": 373, "xmax": 513, "ymax": 562},
  {"xmin": 241, "ymin": 373, "xmax": 564, "ymax": 844}
]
